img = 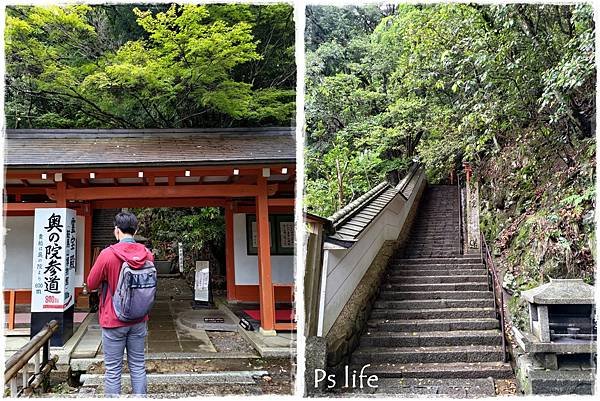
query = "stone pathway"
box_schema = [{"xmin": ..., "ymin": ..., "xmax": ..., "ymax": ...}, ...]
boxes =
[{"xmin": 346, "ymin": 185, "xmax": 514, "ymax": 396}]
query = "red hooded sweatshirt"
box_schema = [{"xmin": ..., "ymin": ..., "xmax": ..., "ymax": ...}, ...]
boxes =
[{"xmin": 87, "ymin": 240, "xmax": 154, "ymax": 328}]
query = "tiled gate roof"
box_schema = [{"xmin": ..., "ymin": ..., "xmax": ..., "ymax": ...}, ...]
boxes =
[{"xmin": 4, "ymin": 127, "xmax": 295, "ymax": 169}]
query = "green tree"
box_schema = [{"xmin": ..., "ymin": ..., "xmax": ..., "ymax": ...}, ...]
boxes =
[
  {"xmin": 305, "ymin": 3, "xmax": 595, "ymax": 292},
  {"xmin": 5, "ymin": 4, "xmax": 295, "ymax": 128}
]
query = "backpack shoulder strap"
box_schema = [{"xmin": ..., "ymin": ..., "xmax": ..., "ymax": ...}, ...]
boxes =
[{"xmin": 103, "ymin": 246, "xmax": 127, "ymax": 298}]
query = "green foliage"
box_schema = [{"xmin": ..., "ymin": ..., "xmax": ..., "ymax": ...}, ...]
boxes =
[
  {"xmin": 5, "ymin": 4, "xmax": 295, "ymax": 128},
  {"xmin": 508, "ymin": 296, "xmax": 529, "ymax": 332},
  {"xmin": 480, "ymin": 129, "xmax": 595, "ymax": 295},
  {"xmin": 134, "ymin": 207, "xmax": 225, "ymax": 282},
  {"xmin": 135, "ymin": 207, "xmax": 224, "ymax": 255},
  {"xmin": 305, "ymin": 4, "xmax": 595, "ymax": 218}
]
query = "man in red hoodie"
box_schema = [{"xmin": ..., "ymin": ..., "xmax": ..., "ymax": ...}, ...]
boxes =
[{"xmin": 87, "ymin": 211, "xmax": 153, "ymax": 396}]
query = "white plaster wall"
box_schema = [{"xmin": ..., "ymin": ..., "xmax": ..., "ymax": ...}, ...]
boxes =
[
  {"xmin": 321, "ymin": 172, "xmax": 425, "ymax": 336},
  {"xmin": 3, "ymin": 215, "xmax": 85, "ymax": 289},
  {"xmin": 233, "ymin": 213, "xmax": 294, "ymax": 285}
]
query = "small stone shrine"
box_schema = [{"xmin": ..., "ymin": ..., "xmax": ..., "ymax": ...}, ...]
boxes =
[{"xmin": 513, "ymin": 279, "xmax": 596, "ymax": 395}]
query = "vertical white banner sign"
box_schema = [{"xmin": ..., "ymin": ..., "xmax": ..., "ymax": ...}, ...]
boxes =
[
  {"xmin": 66, "ymin": 210, "xmax": 77, "ymax": 309},
  {"xmin": 178, "ymin": 242, "xmax": 184, "ymax": 273},
  {"xmin": 31, "ymin": 208, "xmax": 77, "ymax": 312},
  {"xmin": 194, "ymin": 261, "xmax": 210, "ymax": 302}
]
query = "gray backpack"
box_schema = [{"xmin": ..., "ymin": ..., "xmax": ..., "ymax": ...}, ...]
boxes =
[{"xmin": 108, "ymin": 246, "xmax": 157, "ymax": 322}]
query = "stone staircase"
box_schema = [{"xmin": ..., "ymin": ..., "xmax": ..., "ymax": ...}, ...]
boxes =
[{"xmin": 349, "ymin": 185, "xmax": 512, "ymax": 397}]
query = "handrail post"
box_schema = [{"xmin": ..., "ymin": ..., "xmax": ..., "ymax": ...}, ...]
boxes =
[
  {"xmin": 22, "ymin": 370, "xmax": 28, "ymax": 389},
  {"xmin": 34, "ymin": 350, "xmax": 41, "ymax": 375},
  {"xmin": 10, "ymin": 377, "xmax": 18, "ymax": 397},
  {"xmin": 42, "ymin": 339, "xmax": 49, "ymax": 367}
]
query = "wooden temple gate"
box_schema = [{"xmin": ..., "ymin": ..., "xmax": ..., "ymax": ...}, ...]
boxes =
[{"xmin": 3, "ymin": 128, "xmax": 296, "ymax": 334}]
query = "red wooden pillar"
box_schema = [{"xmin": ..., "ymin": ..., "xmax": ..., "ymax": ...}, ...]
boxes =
[
  {"xmin": 225, "ymin": 201, "xmax": 236, "ymax": 301},
  {"xmin": 256, "ymin": 176, "xmax": 276, "ymax": 335},
  {"xmin": 8, "ymin": 290, "xmax": 16, "ymax": 330},
  {"xmin": 56, "ymin": 182, "xmax": 67, "ymax": 208}
]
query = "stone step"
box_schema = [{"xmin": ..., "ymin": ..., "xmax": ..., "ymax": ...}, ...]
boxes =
[
  {"xmin": 402, "ymin": 247, "xmax": 459, "ymax": 253},
  {"xmin": 79, "ymin": 371, "xmax": 269, "ymax": 398},
  {"xmin": 415, "ymin": 208, "xmax": 458, "ymax": 211},
  {"xmin": 404, "ymin": 240, "xmax": 458, "ymax": 246},
  {"xmin": 405, "ymin": 241, "xmax": 458, "ymax": 247},
  {"xmin": 408, "ymin": 238, "xmax": 459, "ymax": 243},
  {"xmin": 357, "ymin": 361, "xmax": 513, "ymax": 379},
  {"xmin": 403, "ymin": 246, "xmax": 459, "ymax": 251},
  {"xmin": 390, "ymin": 268, "xmax": 486, "ymax": 276},
  {"xmin": 403, "ymin": 245, "xmax": 459, "ymax": 249},
  {"xmin": 392, "ymin": 257, "xmax": 482, "ymax": 265},
  {"xmin": 360, "ymin": 330, "xmax": 502, "ymax": 347},
  {"xmin": 411, "ymin": 223, "xmax": 459, "ymax": 227},
  {"xmin": 402, "ymin": 255, "xmax": 463, "ymax": 260},
  {"xmin": 346, "ymin": 377, "xmax": 496, "ymax": 397},
  {"xmin": 403, "ymin": 247, "xmax": 460, "ymax": 258},
  {"xmin": 381, "ymin": 282, "xmax": 489, "ymax": 292},
  {"xmin": 370, "ymin": 307, "xmax": 496, "ymax": 320},
  {"xmin": 415, "ymin": 211, "xmax": 458, "ymax": 215},
  {"xmin": 401, "ymin": 253, "xmax": 463, "ymax": 258},
  {"xmin": 404, "ymin": 243, "xmax": 459, "ymax": 247},
  {"xmin": 386, "ymin": 275, "xmax": 488, "ymax": 284},
  {"xmin": 388, "ymin": 263, "xmax": 485, "ymax": 271},
  {"xmin": 410, "ymin": 230, "xmax": 460, "ymax": 236},
  {"xmin": 412, "ymin": 214, "xmax": 458, "ymax": 219},
  {"xmin": 418, "ymin": 208, "xmax": 458, "ymax": 211},
  {"xmin": 80, "ymin": 383, "xmax": 264, "ymax": 397},
  {"xmin": 367, "ymin": 317, "xmax": 500, "ymax": 332},
  {"xmin": 413, "ymin": 219, "xmax": 458, "ymax": 223},
  {"xmin": 79, "ymin": 371, "xmax": 267, "ymax": 395},
  {"xmin": 80, "ymin": 371, "xmax": 267, "ymax": 387},
  {"xmin": 411, "ymin": 222, "xmax": 458, "ymax": 226},
  {"xmin": 409, "ymin": 233, "xmax": 460, "ymax": 238},
  {"xmin": 404, "ymin": 241, "xmax": 459, "ymax": 249},
  {"xmin": 417, "ymin": 208, "xmax": 458, "ymax": 212},
  {"xmin": 378, "ymin": 290, "xmax": 493, "ymax": 301},
  {"xmin": 410, "ymin": 227, "xmax": 459, "ymax": 232},
  {"xmin": 351, "ymin": 345, "xmax": 505, "ymax": 364},
  {"xmin": 373, "ymin": 298, "xmax": 494, "ymax": 310}
]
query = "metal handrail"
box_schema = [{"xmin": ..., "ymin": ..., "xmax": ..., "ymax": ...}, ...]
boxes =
[
  {"xmin": 480, "ymin": 234, "xmax": 508, "ymax": 363},
  {"xmin": 457, "ymin": 173, "xmax": 463, "ymax": 255},
  {"xmin": 4, "ymin": 320, "xmax": 59, "ymax": 397}
]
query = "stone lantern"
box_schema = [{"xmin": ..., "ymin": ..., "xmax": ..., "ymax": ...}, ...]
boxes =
[
  {"xmin": 513, "ymin": 279, "xmax": 596, "ymax": 395},
  {"xmin": 523, "ymin": 278, "xmax": 595, "ymax": 347}
]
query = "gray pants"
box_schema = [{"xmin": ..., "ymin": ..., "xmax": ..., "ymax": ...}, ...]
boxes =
[{"xmin": 101, "ymin": 321, "xmax": 147, "ymax": 395}]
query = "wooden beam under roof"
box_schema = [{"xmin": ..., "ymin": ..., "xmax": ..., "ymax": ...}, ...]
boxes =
[
  {"xmin": 4, "ymin": 187, "xmax": 48, "ymax": 195},
  {"xmin": 5, "ymin": 165, "xmax": 295, "ymax": 180},
  {"xmin": 46, "ymin": 183, "xmax": 279, "ymax": 201}
]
